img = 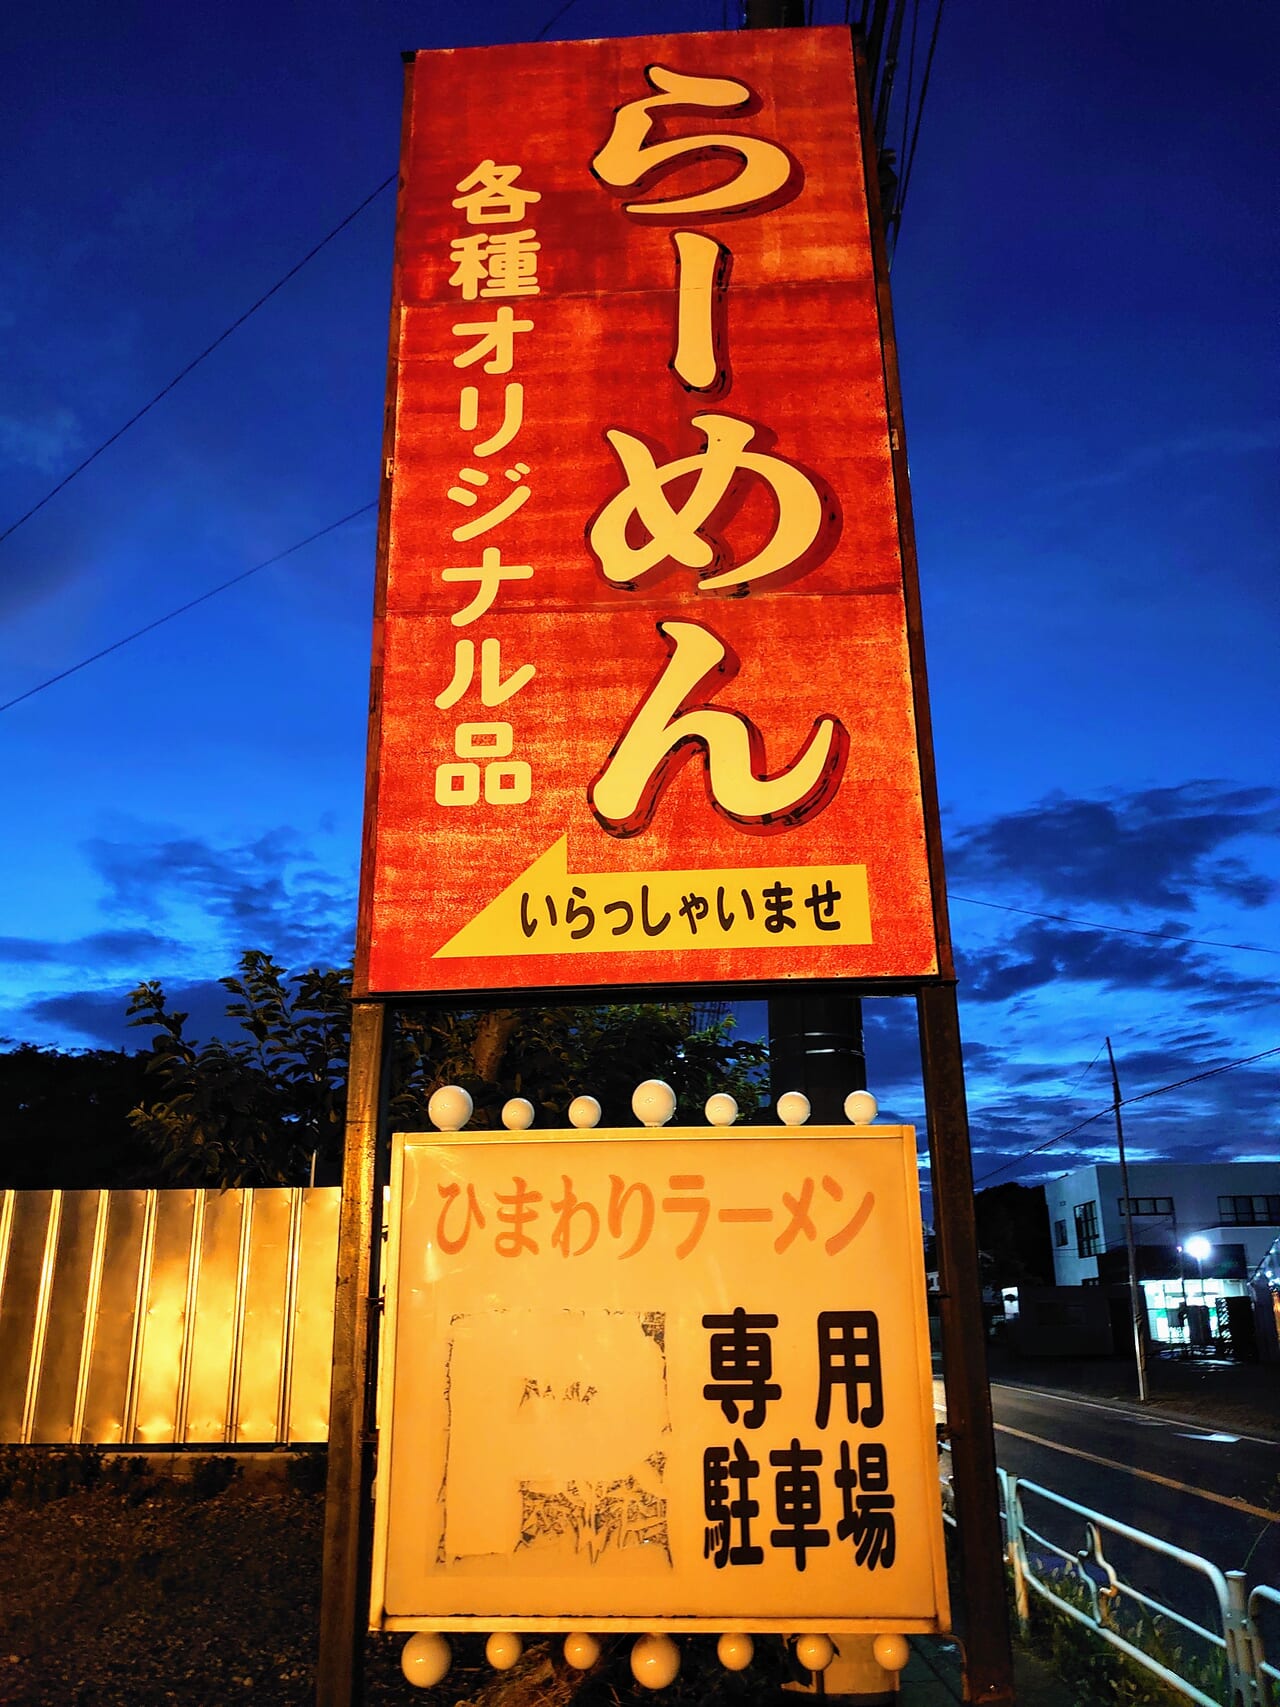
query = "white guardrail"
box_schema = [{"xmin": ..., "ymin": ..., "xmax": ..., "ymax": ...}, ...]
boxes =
[{"xmin": 938, "ymin": 1441, "xmax": 1278, "ymax": 1707}]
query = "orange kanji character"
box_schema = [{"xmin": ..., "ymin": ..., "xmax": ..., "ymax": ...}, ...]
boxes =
[{"xmin": 448, "ymin": 229, "xmax": 541, "ymax": 299}]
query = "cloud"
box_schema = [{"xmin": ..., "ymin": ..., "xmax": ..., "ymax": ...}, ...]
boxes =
[
  {"xmin": 947, "ymin": 781, "xmax": 1279, "ymax": 913},
  {"xmin": 0, "ymin": 928, "xmax": 182, "ymax": 967},
  {"xmin": 955, "ymin": 920, "xmax": 1277, "ymax": 1013},
  {"xmin": 1042, "ymin": 422, "xmax": 1280, "ymax": 500},
  {"xmin": 0, "ymin": 405, "xmax": 80, "ymax": 473},
  {"xmin": 83, "ymin": 823, "xmax": 356, "ymax": 968},
  {"xmin": 962, "ymin": 1026, "xmax": 1280, "ymax": 1193},
  {"xmin": 28, "ymin": 977, "xmax": 237, "ymax": 1051}
]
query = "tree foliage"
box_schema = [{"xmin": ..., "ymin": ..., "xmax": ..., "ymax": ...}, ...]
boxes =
[
  {"xmin": 972, "ymin": 1181, "xmax": 1055, "ymax": 1286},
  {"xmin": 126, "ymin": 952, "xmax": 351, "ymax": 1188},
  {"xmin": 0, "ymin": 1044, "xmax": 154, "ymax": 1189},
  {"xmin": 125, "ymin": 951, "xmax": 768, "ymax": 1188}
]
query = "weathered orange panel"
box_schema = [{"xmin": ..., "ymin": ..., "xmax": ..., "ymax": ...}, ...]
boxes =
[{"xmin": 356, "ymin": 28, "xmax": 941, "ymax": 996}]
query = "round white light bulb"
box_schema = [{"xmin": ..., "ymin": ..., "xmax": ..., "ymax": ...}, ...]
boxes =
[
  {"xmin": 717, "ymin": 1632, "xmax": 754, "ymax": 1671},
  {"xmin": 568, "ymin": 1095, "xmax": 602, "ymax": 1129},
  {"xmin": 777, "ymin": 1091, "xmax": 811, "ymax": 1127},
  {"xmin": 704, "ymin": 1093, "xmax": 739, "ymax": 1127},
  {"xmin": 795, "ymin": 1634, "xmax": 835, "ymax": 1673},
  {"xmin": 563, "ymin": 1632, "xmax": 600, "ymax": 1670},
  {"xmin": 401, "ymin": 1632, "xmax": 451, "ymax": 1688},
  {"xmin": 844, "ymin": 1089, "xmax": 878, "ymax": 1125},
  {"xmin": 631, "ymin": 1633, "xmax": 681, "ymax": 1689},
  {"xmin": 501, "ymin": 1097, "xmax": 535, "ymax": 1130},
  {"xmin": 485, "ymin": 1631, "xmax": 523, "ymax": 1671},
  {"xmin": 632, "ymin": 1079, "xmax": 676, "ymax": 1127},
  {"xmin": 427, "ymin": 1085, "xmax": 473, "ymax": 1132},
  {"xmin": 873, "ymin": 1633, "xmax": 910, "ymax": 1672}
]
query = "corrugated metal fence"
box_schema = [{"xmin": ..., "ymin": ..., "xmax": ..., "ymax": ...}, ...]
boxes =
[{"xmin": 0, "ymin": 1188, "xmax": 340, "ymax": 1446}]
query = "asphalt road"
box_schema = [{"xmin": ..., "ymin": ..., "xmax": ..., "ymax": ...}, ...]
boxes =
[{"xmin": 938, "ymin": 1379, "xmax": 1280, "ymax": 1680}]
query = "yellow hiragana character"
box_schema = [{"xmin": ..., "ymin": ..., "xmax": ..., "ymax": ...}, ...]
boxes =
[
  {"xmin": 588, "ymin": 619, "xmax": 847, "ymax": 835},
  {"xmin": 589, "ymin": 413, "xmax": 823, "ymax": 590},
  {"xmin": 592, "ymin": 65, "xmax": 793, "ymax": 219}
]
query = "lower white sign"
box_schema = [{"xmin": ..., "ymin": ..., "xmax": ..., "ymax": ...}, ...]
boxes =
[{"xmin": 370, "ymin": 1124, "xmax": 949, "ymax": 1633}]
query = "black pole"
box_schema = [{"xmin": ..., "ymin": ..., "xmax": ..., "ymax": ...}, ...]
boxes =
[
  {"xmin": 768, "ymin": 992, "xmax": 866, "ymax": 1118},
  {"xmin": 1107, "ymin": 1036, "xmax": 1150, "ymax": 1403},
  {"xmin": 745, "ymin": 0, "xmax": 806, "ymax": 24}
]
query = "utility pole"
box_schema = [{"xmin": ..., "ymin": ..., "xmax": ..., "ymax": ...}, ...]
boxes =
[{"xmin": 1106, "ymin": 1036, "xmax": 1149, "ymax": 1403}]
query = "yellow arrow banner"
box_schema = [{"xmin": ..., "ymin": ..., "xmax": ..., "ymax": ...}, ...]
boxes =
[{"xmin": 433, "ymin": 836, "xmax": 871, "ymax": 959}]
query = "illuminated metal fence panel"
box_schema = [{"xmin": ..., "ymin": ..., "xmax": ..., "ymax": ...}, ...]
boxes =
[
  {"xmin": 289, "ymin": 1186, "xmax": 341, "ymax": 1443},
  {"xmin": 185, "ymin": 1188, "xmax": 244, "ymax": 1443},
  {"xmin": 0, "ymin": 1189, "xmax": 54, "ymax": 1441},
  {"xmin": 0, "ymin": 1188, "xmax": 340, "ymax": 1446},
  {"xmin": 236, "ymin": 1190, "xmax": 292, "ymax": 1445},
  {"xmin": 82, "ymin": 1190, "xmax": 147, "ymax": 1444},
  {"xmin": 132, "ymin": 1189, "xmax": 196, "ymax": 1444},
  {"xmin": 31, "ymin": 1189, "xmax": 102, "ymax": 1442}
]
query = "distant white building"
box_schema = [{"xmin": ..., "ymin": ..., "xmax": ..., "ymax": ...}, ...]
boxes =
[{"xmin": 1044, "ymin": 1160, "xmax": 1279, "ymax": 1352}]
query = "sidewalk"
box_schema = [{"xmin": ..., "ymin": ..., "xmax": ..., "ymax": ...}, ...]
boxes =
[{"xmin": 897, "ymin": 1638, "xmax": 1075, "ymax": 1706}]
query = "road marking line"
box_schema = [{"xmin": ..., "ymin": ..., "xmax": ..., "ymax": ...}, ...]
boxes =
[
  {"xmin": 992, "ymin": 1422, "xmax": 1280, "ymax": 1524},
  {"xmin": 987, "ymin": 1381, "xmax": 1280, "ymax": 1450}
]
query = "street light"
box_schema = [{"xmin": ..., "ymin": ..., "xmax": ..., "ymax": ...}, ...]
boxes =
[{"xmin": 1184, "ymin": 1235, "xmax": 1212, "ymax": 1347}]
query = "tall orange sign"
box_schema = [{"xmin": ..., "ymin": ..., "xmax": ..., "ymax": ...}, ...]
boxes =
[{"xmin": 355, "ymin": 27, "xmax": 945, "ymax": 997}]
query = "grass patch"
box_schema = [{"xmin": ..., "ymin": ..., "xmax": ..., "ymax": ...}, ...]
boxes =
[{"xmin": 1020, "ymin": 1566, "xmax": 1231, "ymax": 1706}]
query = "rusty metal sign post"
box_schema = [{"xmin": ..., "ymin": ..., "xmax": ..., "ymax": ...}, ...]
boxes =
[{"xmin": 320, "ymin": 21, "xmax": 1013, "ymax": 1706}]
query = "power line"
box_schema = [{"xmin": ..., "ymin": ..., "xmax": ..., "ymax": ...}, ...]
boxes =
[
  {"xmin": 1060, "ymin": 1039, "xmax": 1107, "ymax": 1101},
  {"xmin": 972, "ymin": 1042, "xmax": 1280, "ymax": 1188},
  {"xmin": 0, "ymin": 502, "xmax": 377, "ymax": 715},
  {"xmin": 948, "ymin": 892, "xmax": 1280, "ymax": 957},
  {"xmin": 1125, "ymin": 1043, "xmax": 1280, "ymax": 1107},
  {"xmin": 897, "ymin": 0, "xmax": 921, "ymax": 207},
  {"xmin": 534, "ymin": 0, "xmax": 582, "ymax": 39},
  {"xmin": 0, "ymin": 175, "xmax": 397, "ymax": 548},
  {"xmin": 896, "ymin": 0, "xmax": 944, "ymax": 222}
]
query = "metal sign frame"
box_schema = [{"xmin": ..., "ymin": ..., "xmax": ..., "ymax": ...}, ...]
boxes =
[{"xmin": 319, "ymin": 21, "xmax": 1014, "ymax": 1707}]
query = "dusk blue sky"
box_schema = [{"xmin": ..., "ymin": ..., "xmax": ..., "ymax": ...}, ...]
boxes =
[{"xmin": 2, "ymin": 1, "xmax": 1276, "ymax": 1192}]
